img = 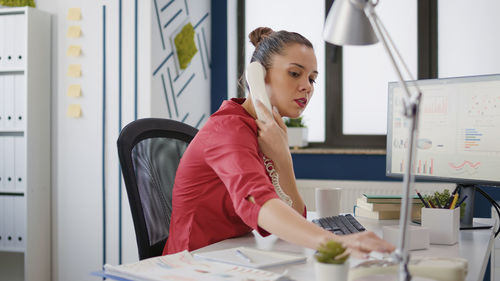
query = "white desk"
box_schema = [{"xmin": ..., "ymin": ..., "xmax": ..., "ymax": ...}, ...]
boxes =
[{"xmin": 194, "ymin": 216, "xmax": 495, "ymax": 281}]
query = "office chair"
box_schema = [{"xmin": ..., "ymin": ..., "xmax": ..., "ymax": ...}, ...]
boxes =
[{"xmin": 117, "ymin": 118, "xmax": 198, "ymax": 260}]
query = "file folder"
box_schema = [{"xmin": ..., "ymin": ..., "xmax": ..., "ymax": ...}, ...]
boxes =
[
  {"xmin": 4, "ymin": 75, "xmax": 14, "ymax": 128},
  {"xmin": 14, "ymin": 136, "xmax": 25, "ymax": 191},
  {"xmin": 4, "ymin": 15, "xmax": 14, "ymax": 68},
  {"xmin": 4, "ymin": 196, "xmax": 14, "ymax": 248},
  {"xmin": 0, "ymin": 196, "xmax": 4, "ymax": 248},
  {"xmin": 14, "ymin": 74, "xmax": 25, "ymax": 129},
  {"xmin": 0, "ymin": 75, "xmax": 4, "ymax": 128},
  {"xmin": 13, "ymin": 14, "xmax": 26, "ymax": 67},
  {"xmin": 14, "ymin": 196, "xmax": 25, "ymax": 249},
  {"xmin": 0, "ymin": 137, "xmax": 4, "ymax": 191},
  {"xmin": 4, "ymin": 136, "xmax": 15, "ymax": 190},
  {"xmin": 0, "ymin": 16, "xmax": 5, "ymax": 68}
]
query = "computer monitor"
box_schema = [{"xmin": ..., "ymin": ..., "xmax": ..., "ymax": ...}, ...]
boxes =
[{"xmin": 386, "ymin": 73, "xmax": 500, "ymax": 228}]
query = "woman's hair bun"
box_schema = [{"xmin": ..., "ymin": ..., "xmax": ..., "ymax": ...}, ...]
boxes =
[{"xmin": 248, "ymin": 27, "xmax": 274, "ymax": 47}]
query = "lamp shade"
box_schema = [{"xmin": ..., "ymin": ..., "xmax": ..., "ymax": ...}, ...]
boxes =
[{"xmin": 323, "ymin": 0, "xmax": 378, "ymax": 46}]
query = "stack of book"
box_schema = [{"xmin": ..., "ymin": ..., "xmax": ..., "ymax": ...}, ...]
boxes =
[{"xmin": 354, "ymin": 194, "xmax": 423, "ymax": 220}]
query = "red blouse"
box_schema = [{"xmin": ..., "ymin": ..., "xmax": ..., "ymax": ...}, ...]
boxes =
[{"xmin": 164, "ymin": 98, "xmax": 282, "ymax": 255}]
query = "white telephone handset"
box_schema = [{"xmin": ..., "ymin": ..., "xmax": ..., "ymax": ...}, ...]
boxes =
[{"xmin": 246, "ymin": 62, "xmax": 272, "ymax": 121}]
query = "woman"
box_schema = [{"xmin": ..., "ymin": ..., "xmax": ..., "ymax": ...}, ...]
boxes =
[{"xmin": 163, "ymin": 27, "xmax": 395, "ymax": 258}]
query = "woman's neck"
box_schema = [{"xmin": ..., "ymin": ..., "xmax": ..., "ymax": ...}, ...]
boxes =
[{"xmin": 241, "ymin": 97, "xmax": 258, "ymax": 120}]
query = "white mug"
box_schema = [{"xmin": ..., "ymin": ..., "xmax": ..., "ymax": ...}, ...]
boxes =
[{"xmin": 315, "ymin": 187, "xmax": 342, "ymax": 218}]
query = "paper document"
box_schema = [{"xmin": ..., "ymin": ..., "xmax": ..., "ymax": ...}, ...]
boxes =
[
  {"xmin": 104, "ymin": 250, "xmax": 291, "ymax": 281},
  {"xmin": 194, "ymin": 247, "xmax": 307, "ymax": 269}
]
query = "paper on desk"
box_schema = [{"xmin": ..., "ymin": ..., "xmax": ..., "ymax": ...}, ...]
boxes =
[
  {"xmin": 195, "ymin": 247, "xmax": 307, "ymax": 269},
  {"xmin": 104, "ymin": 250, "xmax": 291, "ymax": 281}
]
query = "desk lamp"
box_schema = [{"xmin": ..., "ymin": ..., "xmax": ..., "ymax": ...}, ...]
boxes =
[{"xmin": 324, "ymin": 0, "xmax": 423, "ymax": 280}]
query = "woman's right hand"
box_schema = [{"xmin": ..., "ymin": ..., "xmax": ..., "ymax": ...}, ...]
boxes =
[{"xmin": 254, "ymin": 100, "xmax": 291, "ymax": 166}]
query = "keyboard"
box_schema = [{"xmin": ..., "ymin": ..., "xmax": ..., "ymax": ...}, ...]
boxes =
[{"xmin": 312, "ymin": 214, "xmax": 366, "ymax": 235}]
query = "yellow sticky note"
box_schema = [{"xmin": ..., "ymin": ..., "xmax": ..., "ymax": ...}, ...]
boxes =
[
  {"xmin": 67, "ymin": 8, "xmax": 81, "ymax": 21},
  {"xmin": 67, "ymin": 26, "xmax": 81, "ymax": 38},
  {"xmin": 67, "ymin": 84, "xmax": 81, "ymax": 97},
  {"xmin": 67, "ymin": 64, "xmax": 81, "ymax": 77},
  {"xmin": 67, "ymin": 45, "xmax": 81, "ymax": 57},
  {"xmin": 67, "ymin": 104, "xmax": 81, "ymax": 118}
]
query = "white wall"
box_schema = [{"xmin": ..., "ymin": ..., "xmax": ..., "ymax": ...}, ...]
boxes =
[
  {"xmin": 29, "ymin": 0, "xmax": 210, "ymax": 280},
  {"xmin": 150, "ymin": 0, "xmax": 211, "ymax": 128}
]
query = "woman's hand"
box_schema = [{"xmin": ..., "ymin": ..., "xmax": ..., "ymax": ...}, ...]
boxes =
[
  {"xmin": 254, "ymin": 101, "xmax": 291, "ymax": 166},
  {"xmin": 335, "ymin": 231, "xmax": 396, "ymax": 259}
]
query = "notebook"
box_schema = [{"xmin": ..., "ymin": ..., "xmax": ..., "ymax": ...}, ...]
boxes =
[{"xmin": 194, "ymin": 247, "xmax": 307, "ymax": 269}]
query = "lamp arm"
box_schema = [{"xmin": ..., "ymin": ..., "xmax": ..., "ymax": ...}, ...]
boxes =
[
  {"xmin": 363, "ymin": 2, "xmax": 422, "ymax": 116},
  {"xmin": 362, "ymin": 2, "xmax": 422, "ymax": 281}
]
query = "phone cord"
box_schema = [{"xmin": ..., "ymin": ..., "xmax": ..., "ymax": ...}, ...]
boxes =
[{"xmin": 263, "ymin": 156, "xmax": 293, "ymax": 207}]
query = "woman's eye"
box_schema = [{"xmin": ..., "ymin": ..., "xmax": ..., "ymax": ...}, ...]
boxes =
[
  {"xmin": 289, "ymin": 71, "xmax": 300, "ymax": 78},
  {"xmin": 309, "ymin": 78, "xmax": 316, "ymax": 84}
]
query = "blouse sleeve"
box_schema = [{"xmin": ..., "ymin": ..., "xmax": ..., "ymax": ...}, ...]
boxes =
[{"xmin": 203, "ymin": 119, "xmax": 279, "ymax": 236}]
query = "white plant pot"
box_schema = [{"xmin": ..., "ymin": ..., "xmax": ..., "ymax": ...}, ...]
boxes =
[
  {"xmin": 315, "ymin": 260, "xmax": 349, "ymax": 281},
  {"xmin": 287, "ymin": 127, "xmax": 308, "ymax": 147}
]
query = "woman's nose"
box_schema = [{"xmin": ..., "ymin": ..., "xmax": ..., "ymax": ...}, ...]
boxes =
[{"xmin": 299, "ymin": 77, "xmax": 312, "ymax": 93}]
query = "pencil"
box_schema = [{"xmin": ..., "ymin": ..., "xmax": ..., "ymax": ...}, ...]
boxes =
[
  {"xmin": 434, "ymin": 198, "xmax": 442, "ymax": 209},
  {"xmin": 455, "ymin": 195, "xmax": 468, "ymax": 209},
  {"xmin": 449, "ymin": 193, "xmax": 459, "ymax": 209},
  {"xmin": 415, "ymin": 190, "xmax": 430, "ymax": 208}
]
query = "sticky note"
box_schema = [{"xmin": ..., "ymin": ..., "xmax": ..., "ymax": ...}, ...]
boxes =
[
  {"xmin": 67, "ymin": 26, "xmax": 81, "ymax": 38},
  {"xmin": 67, "ymin": 8, "xmax": 81, "ymax": 21},
  {"xmin": 66, "ymin": 45, "xmax": 81, "ymax": 57},
  {"xmin": 67, "ymin": 104, "xmax": 81, "ymax": 118},
  {"xmin": 67, "ymin": 84, "xmax": 81, "ymax": 97},
  {"xmin": 67, "ymin": 64, "xmax": 81, "ymax": 77}
]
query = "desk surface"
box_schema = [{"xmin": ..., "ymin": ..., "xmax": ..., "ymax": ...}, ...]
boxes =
[{"xmin": 194, "ymin": 217, "xmax": 495, "ymax": 281}]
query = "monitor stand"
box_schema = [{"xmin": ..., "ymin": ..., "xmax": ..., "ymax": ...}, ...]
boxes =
[{"xmin": 458, "ymin": 184, "xmax": 493, "ymax": 230}]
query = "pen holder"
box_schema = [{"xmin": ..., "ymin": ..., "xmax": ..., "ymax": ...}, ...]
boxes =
[{"xmin": 421, "ymin": 207, "xmax": 460, "ymax": 245}]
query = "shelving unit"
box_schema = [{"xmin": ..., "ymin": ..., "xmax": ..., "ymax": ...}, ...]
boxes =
[{"xmin": 0, "ymin": 7, "xmax": 51, "ymax": 281}]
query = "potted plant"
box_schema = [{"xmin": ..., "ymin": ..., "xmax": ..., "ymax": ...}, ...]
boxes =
[
  {"xmin": 314, "ymin": 240, "xmax": 350, "ymax": 281},
  {"xmin": 285, "ymin": 117, "xmax": 308, "ymax": 148}
]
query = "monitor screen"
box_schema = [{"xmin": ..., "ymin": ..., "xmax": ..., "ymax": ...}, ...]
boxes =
[{"xmin": 386, "ymin": 74, "xmax": 500, "ymax": 185}]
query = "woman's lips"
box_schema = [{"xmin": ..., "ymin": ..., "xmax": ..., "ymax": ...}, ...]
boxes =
[{"xmin": 294, "ymin": 98, "xmax": 307, "ymax": 108}]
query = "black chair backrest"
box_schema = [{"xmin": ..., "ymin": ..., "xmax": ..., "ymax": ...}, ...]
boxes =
[{"xmin": 117, "ymin": 118, "xmax": 198, "ymax": 259}]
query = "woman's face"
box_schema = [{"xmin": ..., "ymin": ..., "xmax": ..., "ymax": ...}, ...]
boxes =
[{"xmin": 265, "ymin": 43, "xmax": 318, "ymax": 118}]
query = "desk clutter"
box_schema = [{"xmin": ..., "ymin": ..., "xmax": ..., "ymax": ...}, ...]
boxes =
[
  {"xmin": 353, "ymin": 194, "xmax": 422, "ymax": 220},
  {"xmin": 103, "ymin": 250, "xmax": 296, "ymax": 281},
  {"xmin": 349, "ymin": 256, "xmax": 468, "ymax": 281}
]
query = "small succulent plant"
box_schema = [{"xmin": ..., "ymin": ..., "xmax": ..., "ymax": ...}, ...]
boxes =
[
  {"xmin": 314, "ymin": 240, "xmax": 349, "ymax": 264},
  {"xmin": 284, "ymin": 117, "xmax": 306, "ymax": 128}
]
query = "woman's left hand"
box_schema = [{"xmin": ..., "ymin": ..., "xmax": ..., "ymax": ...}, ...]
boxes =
[
  {"xmin": 335, "ymin": 231, "xmax": 396, "ymax": 259},
  {"xmin": 255, "ymin": 101, "xmax": 291, "ymax": 166}
]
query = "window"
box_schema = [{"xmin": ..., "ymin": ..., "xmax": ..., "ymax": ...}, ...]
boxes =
[{"xmin": 239, "ymin": 0, "xmax": 437, "ymax": 149}]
